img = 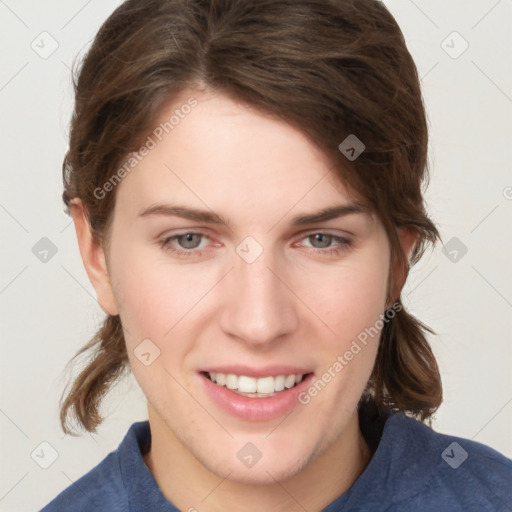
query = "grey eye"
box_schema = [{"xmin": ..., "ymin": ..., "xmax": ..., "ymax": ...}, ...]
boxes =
[
  {"xmin": 176, "ymin": 233, "xmax": 203, "ymax": 249},
  {"xmin": 308, "ymin": 234, "xmax": 334, "ymax": 249}
]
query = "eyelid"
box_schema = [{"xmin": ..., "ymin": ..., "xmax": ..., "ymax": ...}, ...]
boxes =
[
  {"xmin": 159, "ymin": 228, "xmax": 352, "ymax": 244},
  {"xmin": 293, "ymin": 231, "xmax": 353, "ymax": 251},
  {"xmin": 159, "ymin": 229, "xmax": 354, "ymax": 258},
  {"xmin": 296, "ymin": 227, "xmax": 354, "ymax": 238},
  {"xmin": 158, "ymin": 230, "xmax": 216, "ymax": 256}
]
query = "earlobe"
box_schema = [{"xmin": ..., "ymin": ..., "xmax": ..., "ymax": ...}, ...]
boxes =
[{"xmin": 70, "ymin": 200, "xmax": 119, "ymax": 316}]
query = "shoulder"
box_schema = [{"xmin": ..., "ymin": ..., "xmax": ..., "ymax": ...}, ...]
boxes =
[
  {"xmin": 391, "ymin": 413, "xmax": 512, "ymax": 511},
  {"xmin": 39, "ymin": 421, "xmax": 150, "ymax": 512},
  {"xmin": 39, "ymin": 451, "xmax": 127, "ymax": 511},
  {"xmin": 337, "ymin": 409, "xmax": 512, "ymax": 511}
]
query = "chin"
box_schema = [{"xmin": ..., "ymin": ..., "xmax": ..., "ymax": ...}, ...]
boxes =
[
  {"xmin": 196, "ymin": 446, "xmax": 309, "ymax": 485},
  {"xmin": 210, "ymin": 457, "xmax": 308, "ymax": 486}
]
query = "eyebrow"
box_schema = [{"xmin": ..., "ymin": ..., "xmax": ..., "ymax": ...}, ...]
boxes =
[{"xmin": 138, "ymin": 202, "xmax": 370, "ymax": 227}]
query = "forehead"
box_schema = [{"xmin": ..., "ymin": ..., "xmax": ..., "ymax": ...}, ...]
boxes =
[{"xmin": 114, "ymin": 89, "xmax": 370, "ymax": 225}]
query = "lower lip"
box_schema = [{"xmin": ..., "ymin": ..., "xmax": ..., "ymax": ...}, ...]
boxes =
[{"xmin": 199, "ymin": 372, "xmax": 314, "ymax": 421}]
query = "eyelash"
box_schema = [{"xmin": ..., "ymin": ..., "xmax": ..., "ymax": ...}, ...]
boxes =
[{"xmin": 158, "ymin": 231, "xmax": 353, "ymax": 258}]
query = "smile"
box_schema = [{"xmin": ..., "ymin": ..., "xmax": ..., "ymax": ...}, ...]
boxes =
[
  {"xmin": 200, "ymin": 370, "xmax": 315, "ymax": 421},
  {"xmin": 206, "ymin": 372, "xmax": 307, "ymax": 398}
]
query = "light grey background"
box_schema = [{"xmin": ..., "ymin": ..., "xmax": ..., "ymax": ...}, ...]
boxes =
[{"xmin": 1, "ymin": 1, "xmax": 511, "ymax": 510}]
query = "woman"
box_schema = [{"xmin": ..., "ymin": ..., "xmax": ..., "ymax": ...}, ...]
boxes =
[{"xmin": 41, "ymin": 0, "xmax": 512, "ymax": 510}]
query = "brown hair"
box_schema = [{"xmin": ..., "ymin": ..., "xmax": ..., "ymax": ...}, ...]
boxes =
[{"xmin": 60, "ymin": 0, "xmax": 443, "ymax": 434}]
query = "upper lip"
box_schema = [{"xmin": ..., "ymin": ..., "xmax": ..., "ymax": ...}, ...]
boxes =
[{"xmin": 200, "ymin": 365, "xmax": 313, "ymax": 378}]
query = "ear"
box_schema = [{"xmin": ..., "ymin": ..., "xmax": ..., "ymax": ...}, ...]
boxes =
[
  {"xmin": 391, "ymin": 227, "xmax": 418, "ymax": 302},
  {"xmin": 398, "ymin": 227, "xmax": 418, "ymax": 264},
  {"xmin": 70, "ymin": 199, "xmax": 119, "ymax": 316}
]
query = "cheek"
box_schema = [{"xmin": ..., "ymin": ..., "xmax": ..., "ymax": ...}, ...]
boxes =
[
  {"xmin": 109, "ymin": 224, "xmax": 390, "ymax": 353},
  {"xmin": 109, "ymin": 241, "xmax": 218, "ymax": 343},
  {"xmin": 297, "ymin": 253, "xmax": 390, "ymax": 414},
  {"xmin": 298, "ymin": 245, "xmax": 391, "ymax": 346}
]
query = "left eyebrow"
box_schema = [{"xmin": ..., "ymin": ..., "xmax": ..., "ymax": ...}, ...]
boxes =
[
  {"xmin": 289, "ymin": 203, "xmax": 370, "ymax": 225},
  {"xmin": 137, "ymin": 202, "xmax": 370, "ymax": 227}
]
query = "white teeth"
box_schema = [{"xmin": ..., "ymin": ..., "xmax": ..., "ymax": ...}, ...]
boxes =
[
  {"xmin": 274, "ymin": 375, "xmax": 285, "ymax": 392},
  {"xmin": 226, "ymin": 373, "xmax": 238, "ymax": 390},
  {"xmin": 284, "ymin": 375, "xmax": 296, "ymax": 389},
  {"xmin": 238, "ymin": 376, "xmax": 257, "ymax": 393},
  {"xmin": 208, "ymin": 372, "xmax": 307, "ymax": 394},
  {"xmin": 256, "ymin": 376, "xmax": 275, "ymax": 394}
]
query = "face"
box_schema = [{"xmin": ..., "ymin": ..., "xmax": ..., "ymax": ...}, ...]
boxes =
[{"xmin": 97, "ymin": 89, "xmax": 396, "ymax": 484}]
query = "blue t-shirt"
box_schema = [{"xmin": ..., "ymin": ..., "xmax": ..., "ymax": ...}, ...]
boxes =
[{"xmin": 40, "ymin": 409, "xmax": 512, "ymax": 511}]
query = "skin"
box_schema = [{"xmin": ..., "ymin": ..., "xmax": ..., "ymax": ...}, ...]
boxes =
[{"xmin": 72, "ymin": 88, "xmax": 417, "ymax": 512}]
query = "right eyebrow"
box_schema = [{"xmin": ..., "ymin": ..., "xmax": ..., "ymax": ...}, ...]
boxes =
[{"xmin": 138, "ymin": 204, "xmax": 231, "ymax": 227}]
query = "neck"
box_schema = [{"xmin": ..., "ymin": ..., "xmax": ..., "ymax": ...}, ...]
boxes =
[{"xmin": 143, "ymin": 407, "xmax": 373, "ymax": 512}]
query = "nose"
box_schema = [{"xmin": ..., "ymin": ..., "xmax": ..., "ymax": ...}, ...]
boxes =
[{"xmin": 218, "ymin": 246, "xmax": 298, "ymax": 347}]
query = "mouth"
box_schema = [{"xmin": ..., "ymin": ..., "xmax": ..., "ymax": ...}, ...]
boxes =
[
  {"xmin": 202, "ymin": 371, "xmax": 312, "ymax": 398},
  {"xmin": 198, "ymin": 365, "xmax": 315, "ymax": 420}
]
